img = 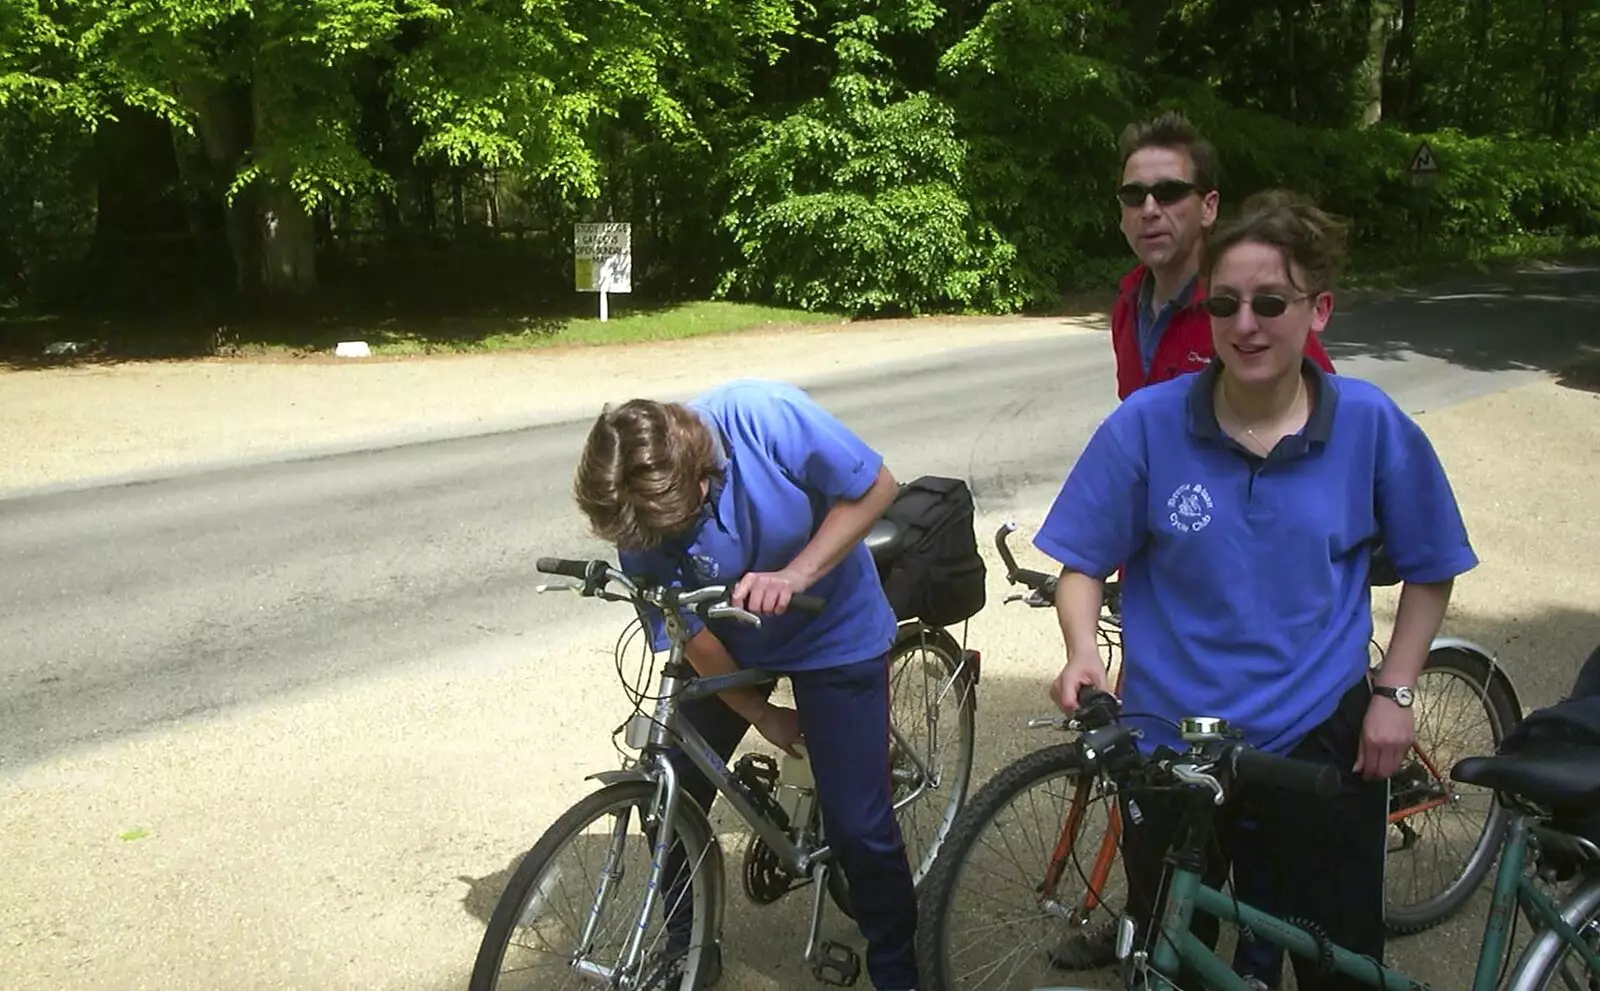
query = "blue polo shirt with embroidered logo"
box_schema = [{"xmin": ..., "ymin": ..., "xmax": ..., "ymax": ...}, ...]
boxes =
[
  {"xmin": 618, "ymin": 379, "xmax": 898, "ymax": 672},
  {"xmin": 1033, "ymin": 358, "xmax": 1479, "ymax": 755}
]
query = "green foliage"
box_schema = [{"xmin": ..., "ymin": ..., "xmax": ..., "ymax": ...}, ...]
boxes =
[
  {"xmin": 717, "ymin": 4, "xmax": 1025, "ymax": 316},
  {"xmin": 0, "ymin": 0, "xmax": 1596, "ymax": 313},
  {"xmin": 1162, "ymin": 83, "xmax": 1600, "ymax": 270},
  {"xmin": 938, "ymin": 0, "xmax": 1138, "ymax": 300}
]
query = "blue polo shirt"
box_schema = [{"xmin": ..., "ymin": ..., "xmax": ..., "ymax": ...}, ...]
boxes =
[
  {"xmin": 619, "ymin": 379, "xmax": 898, "ymax": 672},
  {"xmin": 1033, "ymin": 359, "xmax": 1479, "ymax": 755}
]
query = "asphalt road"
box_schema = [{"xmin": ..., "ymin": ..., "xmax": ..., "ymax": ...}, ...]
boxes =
[{"xmin": 2, "ymin": 262, "xmax": 1597, "ymax": 772}]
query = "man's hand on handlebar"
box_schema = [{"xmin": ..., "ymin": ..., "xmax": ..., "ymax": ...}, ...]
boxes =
[{"xmin": 1050, "ymin": 657, "xmax": 1111, "ymax": 714}]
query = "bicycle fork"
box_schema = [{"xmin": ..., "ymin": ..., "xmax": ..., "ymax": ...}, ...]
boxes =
[{"xmin": 566, "ymin": 759, "xmax": 689, "ymax": 988}]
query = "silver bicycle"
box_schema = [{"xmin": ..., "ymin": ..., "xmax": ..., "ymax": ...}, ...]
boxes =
[{"xmin": 469, "ymin": 542, "xmax": 978, "ymax": 990}]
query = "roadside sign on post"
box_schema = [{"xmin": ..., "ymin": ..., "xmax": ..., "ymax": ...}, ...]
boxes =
[
  {"xmin": 574, "ymin": 222, "xmax": 632, "ymax": 322},
  {"xmin": 1409, "ymin": 140, "xmax": 1438, "ymax": 187},
  {"xmin": 1407, "ymin": 140, "xmax": 1439, "ymax": 252}
]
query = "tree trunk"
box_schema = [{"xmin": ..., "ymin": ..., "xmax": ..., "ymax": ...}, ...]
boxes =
[
  {"xmin": 256, "ymin": 182, "xmax": 317, "ymax": 294},
  {"xmin": 187, "ymin": 78, "xmax": 263, "ymax": 296},
  {"xmin": 1470, "ymin": 0, "xmax": 1493, "ymax": 128},
  {"xmin": 83, "ymin": 102, "xmax": 199, "ymax": 308},
  {"xmin": 1386, "ymin": 0, "xmax": 1416, "ymax": 125},
  {"xmin": 248, "ymin": 72, "xmax": 317, "ymax": 296},
  {"xmin": 1359, "ymin": 0, "xmax": 1396, "ymax": 126},
  {"xmin": 1548, "ymin": 0, "xmax": 1577, "ymax": 137}
]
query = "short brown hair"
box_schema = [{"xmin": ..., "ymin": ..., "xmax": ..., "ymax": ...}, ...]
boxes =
[
  {"xmin": 573, "ymin": 399, "xmax": 723, "ymax": 551},
  {"xmin": 1118, "ymin": 110, "xmax": 1220, "ymax": 191},
  {"xmin": 1202, "ymin": 188, "xmax": 1349, "ymax": 295}
]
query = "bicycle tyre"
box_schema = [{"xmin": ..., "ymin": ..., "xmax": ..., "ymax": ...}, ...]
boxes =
[
  {"xmin": 470, "ymin": 780, "xmax": 722, "ymax": 991},
  {"xmin": 1384, "ymin": 644, "xmax": 1521, "ymax": 935},
  {"xmin": 828, "ymin": 622, "xmax": 979, "ymax": 920},
  {"xmin": 914, "ymin": 741, "xmax": 1100, "ymax": 991},
  {"xmin": 1501, "ymin": 875, "xmax": 1600, "ymax": 991}
]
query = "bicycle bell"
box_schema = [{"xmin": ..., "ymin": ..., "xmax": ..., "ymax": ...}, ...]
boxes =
[{"xmin": 1179, "ymin": 716, "xmax": 1228, "ymax": 742}]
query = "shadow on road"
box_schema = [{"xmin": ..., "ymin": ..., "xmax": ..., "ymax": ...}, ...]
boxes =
[{"xmin": 1326, "ymin": 261, "xmax": 1600, "ymax": 392}]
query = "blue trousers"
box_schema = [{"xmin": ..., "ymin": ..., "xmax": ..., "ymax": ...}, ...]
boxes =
[{"xmin": 661, "ymin": 653, "xmax": 919, "ymax": 989}]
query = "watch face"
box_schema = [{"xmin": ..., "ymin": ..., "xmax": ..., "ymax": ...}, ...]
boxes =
[{"xmin": 1390, "ymin": 686, "xmax": 1414, "ymax": 707}]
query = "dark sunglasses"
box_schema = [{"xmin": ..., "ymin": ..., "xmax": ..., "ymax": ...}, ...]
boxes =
[
  {"xmin": 1116, "ymin": 179, "xmax": 1201, "ymax": 208},
  {"xmin": 1202, "ymin": 293, "xmax": 1310, "ymax": 319}
]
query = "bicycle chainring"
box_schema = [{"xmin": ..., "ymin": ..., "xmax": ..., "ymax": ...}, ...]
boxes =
[{"xmin": 741, "ymin": 829, "xmax": 801, "ymax": 904}]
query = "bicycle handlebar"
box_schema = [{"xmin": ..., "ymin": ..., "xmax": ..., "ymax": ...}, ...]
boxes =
[
  {"xmin": 993, "ymin": 522, "xmax": 1121, "ymax": 616},
  {"xmin": 534, "ymin": 556, "xmax": 827, "ymax": 628},
  {"xmin": 1064, "ymin": 686, "xmax": 1342, "ymax": 802}
]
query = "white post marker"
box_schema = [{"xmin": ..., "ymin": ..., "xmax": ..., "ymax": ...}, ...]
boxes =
[{"xmin": 574, "ymin": 222, "xmax": 632, "ymax": 322}]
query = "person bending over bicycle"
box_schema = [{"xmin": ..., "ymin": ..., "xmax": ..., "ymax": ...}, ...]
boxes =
[
  {"xmin": 1030, "ymin": 190, "xmax": 1479, "ymax": 991},
  {"xmin": 572, "ymin": 378, "xmax": 922, "ymax": 991}
]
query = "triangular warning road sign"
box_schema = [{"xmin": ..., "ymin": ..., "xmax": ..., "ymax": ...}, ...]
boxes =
[{"xmin": 1409, "ymin": 141, "xmax": 1439, "ymax": 173}]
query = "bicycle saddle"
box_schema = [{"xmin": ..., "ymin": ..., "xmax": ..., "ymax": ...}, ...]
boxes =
[
  {"xmin": 1451, "ymin": 746, "xmax": 1600, "ymax": 809},
  {"xmin": 864, "ymin": 519, "xmax": 907, "ymax": 562}
]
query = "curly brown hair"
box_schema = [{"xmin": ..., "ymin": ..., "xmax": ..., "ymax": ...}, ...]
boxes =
[
  {"xmin": 1202, "ymin": 188, "xmax": 1350, "ymax": 295},
  {"xmin": 573, "ymin": 399, "xmax": 724, "ymax": 551}
]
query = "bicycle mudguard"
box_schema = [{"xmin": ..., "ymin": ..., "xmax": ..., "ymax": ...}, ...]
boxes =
[
  {"xmin": 582, "ymin": 768, "xmax": 730, "ymax": 949},
  {"xmin": 894, "ymin": 621, "xmax": 981, "ymax": 690},
  {"xmin": 1432, "ymin": 635, "xmax": 1525, "ymax": 719}
]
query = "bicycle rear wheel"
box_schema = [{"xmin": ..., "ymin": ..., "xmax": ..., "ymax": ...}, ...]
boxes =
[
  {"xmin": 1383, "ymin": 644, "xmax": 1521, "ymax": 934},
  {"xmin": 828, "ymin": 622, "xmax": 979, "ymax": 920},
  {"xmin": 470, "ymin": 780, "xmax": 722, "ymax": 991}
]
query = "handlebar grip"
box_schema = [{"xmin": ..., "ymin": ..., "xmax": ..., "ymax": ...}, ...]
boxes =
[
  {"xmin": 1231, "ymin": 747, "xmax": 1342, "ymax": 800},
  {"xmin": 1077, "ymin": 686, "xmax": 1116, "ymax": 710},
  {"xmin": 788, "ymin": 593, "xmax": 825, "ymax": 615},
  {"xmin": 536, "ymin": 557, "xmax": 592, "ymax": 580}
]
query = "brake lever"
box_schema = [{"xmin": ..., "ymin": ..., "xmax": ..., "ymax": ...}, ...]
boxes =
[
  {"xmin": 535, "ymin": 580, "xmax": 583, "ymax": 594},
  {"xmin": 1170, "ymin": 764, "xmax": 1226, "ymax": 806},
  {"xmin": 704, "ymin": 602, "xmax": 763, "ymax": 628}
]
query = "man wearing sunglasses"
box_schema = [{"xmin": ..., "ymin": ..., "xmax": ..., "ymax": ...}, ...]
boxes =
[
  {"xmin": 1048, "ymin": 111, "xmax": 1333, "ymax": 989},
  {"xmin": 1109, "ymin": 110, "xmax": 1333, "ymax": 400}
]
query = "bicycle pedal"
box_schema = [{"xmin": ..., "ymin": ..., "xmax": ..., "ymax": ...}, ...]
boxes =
[{"xmin": 809, "ymin": 940, "xmax": 861, "ymax": 987}]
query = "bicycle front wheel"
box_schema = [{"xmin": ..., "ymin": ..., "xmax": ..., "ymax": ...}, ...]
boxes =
[
  {"xmin": 470, "ymin": 780, "xmax": 722, "ymax": 991},
  {"xmin": 1502, "ymin": 874, "xmax": 1600, "ymax": 991},
  {"xmin": 915, "ymin": 742, "xmax": 1124, "ymax": 991}
]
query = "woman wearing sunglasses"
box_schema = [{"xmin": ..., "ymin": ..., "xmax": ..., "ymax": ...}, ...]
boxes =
[{"xmin": 1033, "ymin": 189, "xmax": 1479, "ymax": 991}]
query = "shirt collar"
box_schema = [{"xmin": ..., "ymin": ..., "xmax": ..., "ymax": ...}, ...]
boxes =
[
  {"xmin": 1139, "ymin": 270, "xmax": 1202, "ymax": 314},
  {"xmin": 1186, "ymin": 354, "xmax": 1337, "ymax": 448},
  {"xmin": 693, "ymin": 406, "xmax": 731, "ymax": 531}
]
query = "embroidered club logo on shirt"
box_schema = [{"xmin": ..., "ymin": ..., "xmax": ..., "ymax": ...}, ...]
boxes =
[
  {"xmin": 1167, "ymin": 482, "xmax": 1214, "ymax": 533},
  {"xmin": 691, "ymin": 553, "xmax": 721, "ymax": 580}
]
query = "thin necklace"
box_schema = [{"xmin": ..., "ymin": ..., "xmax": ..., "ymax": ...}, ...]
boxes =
[{"xmin": 1218, "ymin": 376, "xmax": 1305, "ymax": 456}]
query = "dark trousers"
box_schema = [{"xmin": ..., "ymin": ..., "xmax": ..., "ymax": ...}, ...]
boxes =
[
  {"xmin": 1230, "ymin": 816, "xmax": 1287, "ymax": 986},
  {"xmin": 661, "ymin": 653, "xmax": 919, "ymax": 989},
  {"xmin": 1118, "ymin": 675, "xmax": 1389, "ymax": 991}
]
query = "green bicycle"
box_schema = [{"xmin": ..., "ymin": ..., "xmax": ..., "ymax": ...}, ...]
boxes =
[{"xmin": 975, "ymin": 687, "xmax": 1598, "ymax": 991}]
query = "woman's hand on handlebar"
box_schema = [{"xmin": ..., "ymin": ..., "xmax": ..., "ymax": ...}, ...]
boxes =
[
  {"xmin": 1050, "ymin": 656, "xmax": 1110, "ymax": 714},
  {"xmin": 732, "ymin": 568, "xmax": 809, "ymax": 615}
]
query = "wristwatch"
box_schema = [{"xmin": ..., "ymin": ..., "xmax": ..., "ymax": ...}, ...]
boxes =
[{"xmin": 1372, "ymin": 684, "xmax": 1415, "ymax": 708}]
